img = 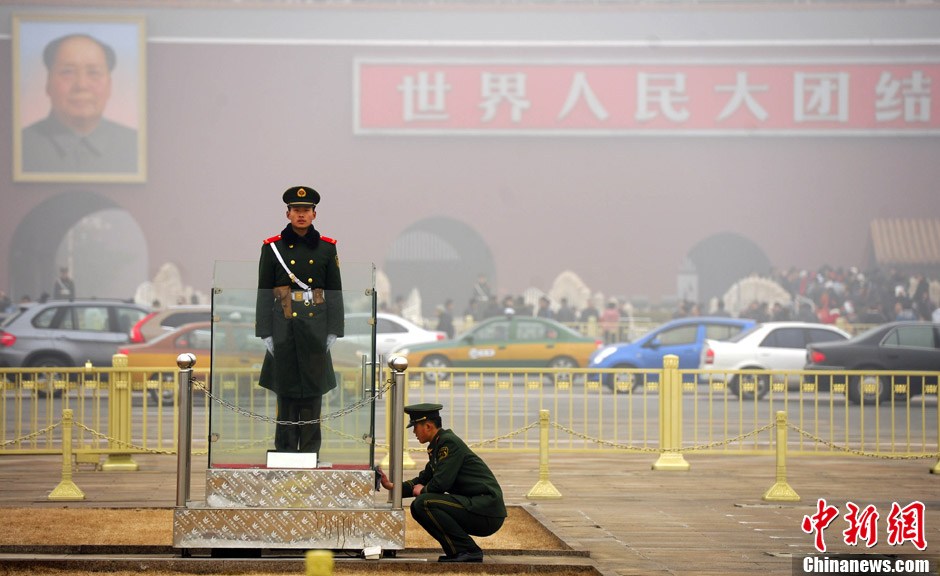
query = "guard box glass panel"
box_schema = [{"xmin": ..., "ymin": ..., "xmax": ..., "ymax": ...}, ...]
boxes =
[{"xmin": 208, "ymin": 260, "xmax": 377, "ymax": 469}]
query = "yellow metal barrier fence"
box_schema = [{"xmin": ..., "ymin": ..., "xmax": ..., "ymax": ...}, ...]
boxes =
[
  {"xmin": 2, "ymin": 357, "xmax": 937, "ymax": 462},
  {"xmin": 0, "ymin": 362, "xmax": 211, "ymax": 459},
  {"xmin": 397, "ymin": 362, "xmax": 937, "ymax": 458}
]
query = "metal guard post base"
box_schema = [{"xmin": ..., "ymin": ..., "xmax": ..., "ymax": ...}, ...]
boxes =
[{"xmin": 173, "ymin": 468, "xmax": 405, "ymax": 551}]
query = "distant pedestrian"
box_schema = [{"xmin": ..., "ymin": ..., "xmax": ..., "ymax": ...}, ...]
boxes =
[
  {"xmin": 53, "ymin": 267, "xmax": 75, "ymax": 300},
  {"xmin": 600, "ymin": 300, "xmax": 620, "ymax": 344},
  {"xmin": 436, "ymin": 299, "xmax": 455, "ymax": 339},
  {"xmin": 555, "ymin": 298, "xmax": 576, "ymax": 323},
  {"xmin": 536, "ymin": 296, "xmax": 553, "ymax": 319}
]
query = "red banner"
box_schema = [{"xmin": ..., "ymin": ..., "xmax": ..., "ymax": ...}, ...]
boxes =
[{"xmin": 355, "ymin": 60, "xmax": 939, "ymax": 135}]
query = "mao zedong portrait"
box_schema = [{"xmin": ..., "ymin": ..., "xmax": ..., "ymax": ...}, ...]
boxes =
[{"xmin": 21, "ymin": 33, "xmax": 138, "ymax": 174}]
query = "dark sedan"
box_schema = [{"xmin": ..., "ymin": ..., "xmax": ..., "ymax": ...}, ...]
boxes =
[{"xmin": 804, "ymin": 321, "xmax": 940, "ymax": 404}]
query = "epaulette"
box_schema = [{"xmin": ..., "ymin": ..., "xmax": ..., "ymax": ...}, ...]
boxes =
[
  {"xmin": 263, "ymin": 234, "xmax": 281, "ymax": 245},
  {"xmin": 320, "ymin": 235, "xmax": 337, "ymax": 245}
]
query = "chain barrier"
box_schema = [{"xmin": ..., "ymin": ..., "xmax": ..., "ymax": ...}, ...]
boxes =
[
  {"xmin": 1, "ymin": 421, "xmax": 61, "ymax": 448},
  {"xmin": 72, "ymin": 421, "xmax": 176, "ymax": 455},
  {"xmin": 212, "ymin": 434, "xmax": 275, "ymax": 454},
  {"xmin": 549, "ymin": 420, "xmax": 775, "ymax": 452},
  {"xmin": 549, "ymin": 421, "xmax": 659, "ymax": 452},
  {"xmin": 373, "ymin": 421, "xmax": 542, "ymax": 453},
  {"xmin": 679, "ymin": 422, "xmax": 776, "ymax": 452},
  {"xmin": 786, "ymin": 423, "xmax": 940, "ymax": 460},
  {"xmin": 191, "ymin": 377, "xmax": 393, "ymax": 426},
  {"xmin": 70, "ymin": 420, "xmax": 208, "ymax": 455},
  {"xmin": 466, "ymin": 420, "xmax": 541, "ymax": 449},
  {"xmin": 0, "ymin": 414, "xmax": 213, "ymax": 456}
]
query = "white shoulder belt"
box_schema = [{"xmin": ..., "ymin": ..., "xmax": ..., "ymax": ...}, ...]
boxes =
[{"xmin": 269, "ymin": 242, "xmax": 313, "ymax": 302}]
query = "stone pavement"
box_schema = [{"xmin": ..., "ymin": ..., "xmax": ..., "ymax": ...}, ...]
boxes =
[{"xmin": 0, "ymin": 451, "xmax": 938, "ymax": 575}]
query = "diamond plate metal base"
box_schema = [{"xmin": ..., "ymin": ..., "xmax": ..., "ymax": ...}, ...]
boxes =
[
  {"xmin": 174, "ymin": 468, "xmax": 405, "ymax": 551},
  {"xmin": 205, "ymin": 468, "xmax": 375, "ymax": 508}
]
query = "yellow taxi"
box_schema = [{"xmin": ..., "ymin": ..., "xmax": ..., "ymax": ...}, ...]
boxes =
[{"xmin": 391, "ymin": 314, "xmax": 603, "ymax": 376}]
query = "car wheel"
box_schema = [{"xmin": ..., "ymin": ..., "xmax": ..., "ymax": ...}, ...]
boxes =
[
  {"xmin": 602, "ymin": 363, "xmax": 640, "ymax": 392},
  {"xmin": 729, "ymin": 371, "xmax": 770, "ymax": 400},
  {"xmin": 29, "ymin": 356, "xmax": 69, "ymax": 398},
  {"xmin": 420, "ymin": 355, "xmax": 451, "ymax": 384},
  {"xmin": 546, "ymin": 356, "xmax": 578, "ymax": 385},
  {"xmin": 549, "ymin": 356, "xmax": 578, "ymax": 369},
  {"xmin": 848, "ymin": 372, "xmax": 891, "ymax": 405}
]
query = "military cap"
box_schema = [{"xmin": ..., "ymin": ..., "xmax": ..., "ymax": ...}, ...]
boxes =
[
  {"xmin": 282, "ymin": 185, "xmax": 320, "ymax": 207},
  {"xmin": 404, "ymin": 403, "xmax": 443, "ymax": 428}
]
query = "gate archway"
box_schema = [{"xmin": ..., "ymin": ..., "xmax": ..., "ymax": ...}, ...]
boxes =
[
  {"xmin": 8, "ymin": 191, "xmax": 147, "ymax": 302},
  {"xmin": 686, "ymin": 232, "xmax": 772, "ymax": 306},
  {"xmin": 384, "ymin": 217, "xmax": 495, "ymax": 320}
]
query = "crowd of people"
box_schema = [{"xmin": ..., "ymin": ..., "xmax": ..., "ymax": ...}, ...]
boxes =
[
  {"xmin": 732, "ymin": 265, "xmax": 939, "ymax": 325},
  {"xmin": 378, "ymin": 265, "xmax": 940, "ymax": 339},
  {"xmin": 6, "ymin": 264, "xmax": 940, "ymax": 329}
]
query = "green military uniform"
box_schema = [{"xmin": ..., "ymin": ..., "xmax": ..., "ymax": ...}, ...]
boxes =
[
  {"xmin": 401, "ymin": 403, "xmax": 506, "ymax": 562},
  {"xmin": 255, "ymin": 185, "xmax": 344, "ymax": 453}
]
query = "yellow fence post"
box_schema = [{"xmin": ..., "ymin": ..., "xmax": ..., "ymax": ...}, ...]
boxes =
[
  {"xmin": 653, "ymin": 355, "xmax": 690, "ymax": 471},
  {"xmin": 931, "ymin": 400, "xmax": 940, "ymax": 475},
  {"xmin": 74, "ymin": 361, "xmax": 101, "ymax": 468},
  {"xmin": 102, "ymin": 353, "xmax": 138, "ymax": 471},
  {"xmin": 48, "ymin": 408, "xmax": 84, "ymax": 501},
  {"xmin": 306, "ymin": 550, "xmax": 334, "ymax": 576},
  {"xmin": 762, "ymin": 411, "xmax": 800, "ymax": 502},
  {"xmin": 526, "ymin": 409, "xmax": 562, "ymax": 500}
]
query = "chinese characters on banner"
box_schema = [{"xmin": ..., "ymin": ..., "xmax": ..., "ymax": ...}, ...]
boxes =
[
  {"xmin": 354, "ymin": 60, "xmax": 939, "ymax": 135},
  {"xmin": 802, "ymin": 498, "xmax": 927, "ymax": 553}
]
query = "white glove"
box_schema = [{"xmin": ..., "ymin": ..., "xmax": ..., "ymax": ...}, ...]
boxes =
[
  {"xmin": 326, "ymin": 334, "xmax": 337, "ymax": 351},
  {"xmin": 263, "ymin": 336, "xmax": 274, "ymax": 355}
]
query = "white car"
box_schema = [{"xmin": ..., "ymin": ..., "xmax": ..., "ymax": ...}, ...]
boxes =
[
  {"xmin": 699, "ymin": 321, "xmax": 850, "ymax": 399},
  {"xmin": 343, "ymin": 312, "xmax": 446, "ymax": 357}
]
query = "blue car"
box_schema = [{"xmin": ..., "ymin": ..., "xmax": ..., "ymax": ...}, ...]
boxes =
[{"xmin": 588, "ymin": 316, "xmax": 756, "ymax": 389}]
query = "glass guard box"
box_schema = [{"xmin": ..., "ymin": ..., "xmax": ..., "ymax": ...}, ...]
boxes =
[
  {"xmin": 173, "ymin": 260, "xmax": 406, "ymax": 554},
  {"xmin": 208, "ymin": 259, "xmax": 378, "ymax": 468}
]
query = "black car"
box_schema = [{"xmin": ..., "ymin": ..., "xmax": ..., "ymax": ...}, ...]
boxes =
[{"xmin": 804, "ymin": 321, "xmax": 940, "ymax": 405}]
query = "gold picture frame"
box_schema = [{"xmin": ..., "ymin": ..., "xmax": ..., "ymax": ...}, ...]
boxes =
[{"xmin": 12, "ymin": 13, "xmax": 147, "ymax": 183}]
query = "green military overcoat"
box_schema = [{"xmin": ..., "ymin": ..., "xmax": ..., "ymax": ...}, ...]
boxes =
[
  {"xmin": 255, "ymin": 224, "xmax": 344, "ymax": 398},
  {"xmin": 403, "ymin": 428, "xmax": 507, "ymax": 518}
]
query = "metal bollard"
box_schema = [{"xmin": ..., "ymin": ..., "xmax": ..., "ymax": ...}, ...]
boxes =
[
  {"xmin": 526, "ymin": 409, "xmax": 562, "ymax": 499},
  {"xmin": 175, "ymin": 353, "xmax": 196, "ymax": 508},
  {"xmin": 380, "ymin": 361, "xmax": 415, "ymax": 472},
  {"xmin": 762, "ymin": 411, "xmax": 800, "ymax": 502},
  {"xmin": 388, "ymin": 355, "xmax": 407, "ymax": 510},
  {"xmin": 48, "ymin": 408, "xmax": 85, "ymax": 501}
]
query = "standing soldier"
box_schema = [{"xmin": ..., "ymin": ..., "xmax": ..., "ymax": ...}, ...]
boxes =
[{"xmin": 255, "ymin": 185, "xmax": 344, "ymax": 455}]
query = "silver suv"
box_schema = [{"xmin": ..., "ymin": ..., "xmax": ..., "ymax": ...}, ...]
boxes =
[{"xmin": 0, "ymin": 299, "xmax": 150, "ymax": 369}]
